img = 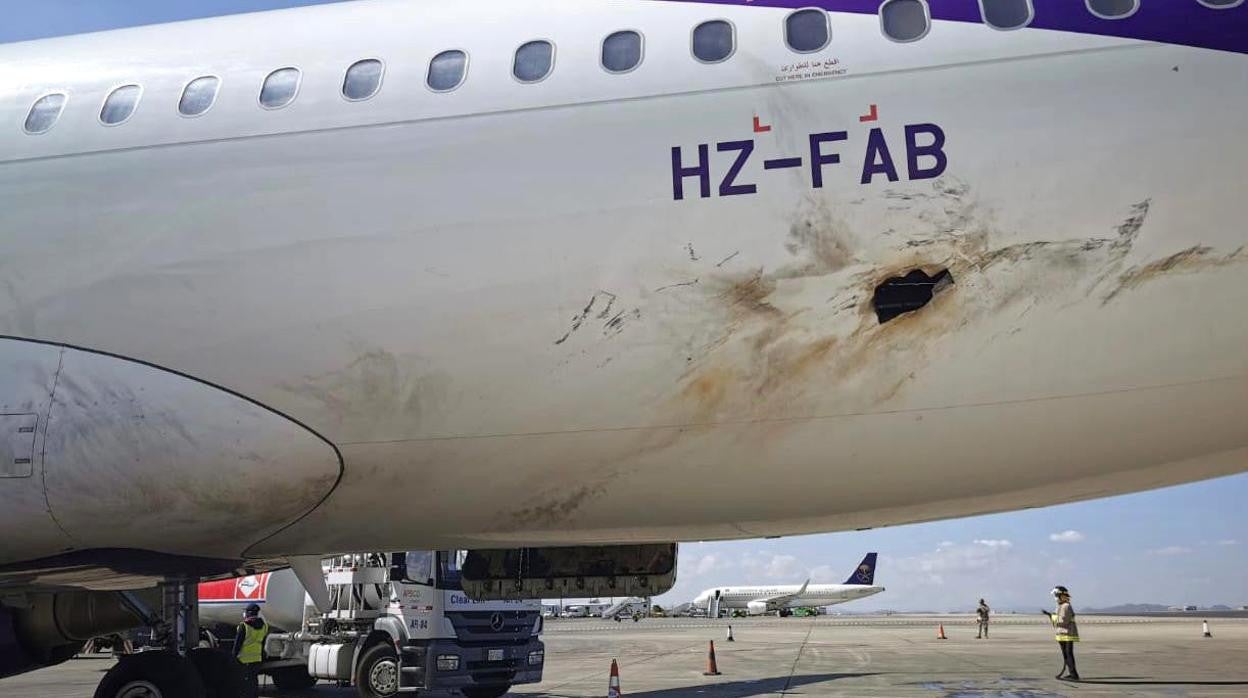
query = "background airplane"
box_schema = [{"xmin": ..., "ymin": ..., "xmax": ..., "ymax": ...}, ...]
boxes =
[{"xmin": 694, "ymin": 553, "xmax": 883, "ymax": 616}]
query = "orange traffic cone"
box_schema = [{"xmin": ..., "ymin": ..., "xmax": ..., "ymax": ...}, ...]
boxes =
[
  {"xmin": 703, "ymin": 640, "xmax": 722, "ymax": 676},
  {"xmin": 937, "ymin": 624, "xmax": 948, "ymax": 640},
  {"xmin": 607, "ymin": 658, "xmax": 622, "ymax": 697}
]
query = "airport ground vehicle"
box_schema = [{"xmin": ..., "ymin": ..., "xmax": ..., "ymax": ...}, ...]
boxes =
[
  {"xmin": 213, "ymin": 552, "xmax": 544, "ymax": 697},
  {"xmin": 603, "ymin": 597, "xmax": 648, "ymax": 622}
]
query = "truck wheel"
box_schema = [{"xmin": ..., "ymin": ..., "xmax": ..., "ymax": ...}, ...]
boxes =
[
  {"xmin": 94, "ymin": 651, "xmax": 207, "ymax": 698},
  {"xmin": 271, "ymin": 665, "xmax": 318, "ymax": 690},
  {"xmin": 462, "ymin": 686, "xmax": 511, "ymax": 698},
  {"xmin": 188, "ymin": 648, "xmax": 252, "ymax": 698},
  {"xmin": 356, "ymin": 643, "xmax": 400, "ymax": 698}
]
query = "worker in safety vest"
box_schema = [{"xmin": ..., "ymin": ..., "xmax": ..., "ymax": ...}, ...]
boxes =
[
  {"xmin": 233, "ymin": 603, "xmax": 270, "ymax": 679},
  {"xmin": 1044, "ymin": 586, "xmax": 1080, "ymax": 681},
  {"xmin": 975, "ymin": 599, "xmax": 990, "ymax": 639}
]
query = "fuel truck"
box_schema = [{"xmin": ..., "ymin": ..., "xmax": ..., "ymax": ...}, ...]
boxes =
[{"xmin": 199, "ymin": 551, "xmax": 544, "ymax": 697}]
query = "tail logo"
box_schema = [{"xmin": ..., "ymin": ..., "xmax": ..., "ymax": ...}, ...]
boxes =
[{"xmin": 855, "ymin": 564, "xmax": 872, "ymax": 583}]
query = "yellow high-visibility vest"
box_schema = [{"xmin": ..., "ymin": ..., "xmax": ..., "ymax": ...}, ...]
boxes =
[
  {"xmin": 239, "ymin": 620, "xmax": 269, "ymax": 664},
  {"xmin": 1051, "ymin": 604, "xmax": 1079, "ymax": 642}
]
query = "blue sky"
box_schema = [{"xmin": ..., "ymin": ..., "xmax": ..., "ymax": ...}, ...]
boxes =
[
  {"xmin": 661, "ymin": 473, "xmax": 1247, "ymax": 611},
  {"xmin": 8, "ymin": 0, "xmax": 1246, "ymax": 612}
]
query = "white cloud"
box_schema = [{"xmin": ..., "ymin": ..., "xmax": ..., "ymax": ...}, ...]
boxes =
[
  {"xmin": 693, "ymin": 554, "xmax": 721, "ymax": 576},
  {"xmin": 808, "ymin": 564, "xmax": 837, "ymax": 582},
  {"xmin": 889, "ymin": 539, "xmax": 1016, "ymax": 587},
  {"xmin": 1148, "ymin": 546, "xmax": 1192, "ymax": 556},
  {"xmin": 737, "ymin": 552, "xmax": 805, "ymax": 581},
  {"xmin": 765, "ymin": 554, "xmax": 803, "ymax": 579},
  {"xmin": 1049, "ymin": 530, "xmax": 1085, "ymax": 544},
  {"xmin": 1217, "ymin": 540, "xmax": 1238, "ymax": 546}
]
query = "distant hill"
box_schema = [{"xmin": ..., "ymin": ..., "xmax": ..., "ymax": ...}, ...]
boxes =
[
  {"xmin": 1082, "ymin": 603, "xmax": 1244, "ymax": 613},
  {"xmin": 1084, "ymin": 603, "xmax": 1171, "ymax": 614}
]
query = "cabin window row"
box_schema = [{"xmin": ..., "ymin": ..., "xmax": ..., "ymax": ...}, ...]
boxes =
[
  {"xmin": 17, "ymin": 9, "xmax": 838, "ymax": 134},
  {"xmin": 21, "ymin": 1, "xmax": 1242, "ymax": 135}
]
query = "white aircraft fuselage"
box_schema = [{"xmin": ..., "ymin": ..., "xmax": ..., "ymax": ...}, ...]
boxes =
[
  {"xmin": 695, "ymin": 583, "xmax": 884, "ymax": 611},
  {"xmin": 2, "ymin": 0, "xmax": 1247, "ymax": 591}
]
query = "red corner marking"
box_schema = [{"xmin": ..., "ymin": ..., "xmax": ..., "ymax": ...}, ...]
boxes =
[
  {"xmin": 753, "ymin": 115, "xmax": 772, "ymax": 133},
  {"xmin": 859, "ymin": 104, "xmax": 879, "ymax": 123}
]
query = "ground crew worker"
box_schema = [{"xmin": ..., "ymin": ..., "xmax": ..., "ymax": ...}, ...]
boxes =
[
  {"xmin": 233, "ymin": 603, "xmax": 270, "ymax": 686},
  {"xmin": 1044, "ymin": 586, "xmax": 1080, "ymax": 681},
  {"xmin": 976, "ymin": 599, "xmax": 990, "ymax": 639}
]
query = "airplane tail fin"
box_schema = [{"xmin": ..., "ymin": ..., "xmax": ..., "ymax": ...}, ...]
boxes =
[{"xmin": 843, "ymin": 553, "xmax": 877, "ymax": 585}]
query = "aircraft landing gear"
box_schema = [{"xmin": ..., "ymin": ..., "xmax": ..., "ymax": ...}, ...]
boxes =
[
  {"xmin": 94, "ymin": 578, "xmax": 246, "ymax": 698},
  {"xmin": 94, "ymin": 651, "xmax": 205, "ymax": 698}
]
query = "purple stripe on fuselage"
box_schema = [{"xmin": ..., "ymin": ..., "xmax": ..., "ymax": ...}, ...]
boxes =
[{"xmin": 663, "ymin": 1, "xmax": 1248, "ymax": 55}]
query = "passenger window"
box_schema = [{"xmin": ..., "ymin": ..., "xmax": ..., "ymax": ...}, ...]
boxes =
[
  {"xmin": 1198, "ymin": 0, "xmax": 1243, "ymax": 6},
  {"xmin": 785, "ymin": 9, "xmax": 831, "ymax": 53},
  {"xmin": 1086, "ymin": 0, "xmax": 1138, "ymax": 18},
  {"xmin": 602, "ymin": 30, "xmax": 643, "ymax": 73},
  {"xmin": 881, "ymin": 0, "xmax": 930, "ymax": 42},
  {"xmin": 100, "ymin": 85, "xmax": 141, "ymax": 125},
  {"xmin": 979, "ymin": 0, "xmax": 1033, "ymax": 29},
  {"xmin": 260, "ymin": 67, "xmax": 301, "ymax": 109},
  {"xmin": 692, "ymin": 20, "xmax": 735, "ymax": 63},
  {"xmin": 179, "ymin": 76, "xmax": 220, "ymax": 117},
  {"xmin": 24, "ymin": 93, "xmax": 66, "ymax": 134},
  {"xmin": 343, "ymin": 59, "xmax": 384, "ymax": 101},
  {"xmin": 427, "ymin": 50, "xmax": 468, "ymax": 91},
  {"xmin": 513, "ymin": 40, "xmax": 554, "ymax": 83}
]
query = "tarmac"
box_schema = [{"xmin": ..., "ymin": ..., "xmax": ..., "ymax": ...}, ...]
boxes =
[{"xmin": 5, "ymin": 615, "xmax": 1247, "ymax": 697}]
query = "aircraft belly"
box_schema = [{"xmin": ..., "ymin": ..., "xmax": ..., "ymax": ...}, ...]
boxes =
[{"xmin": 252, "ymin": 376, "xmax": 1247, "ymax": 554}]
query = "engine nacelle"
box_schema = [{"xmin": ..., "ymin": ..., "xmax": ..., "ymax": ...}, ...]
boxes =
[
  {"xmin": 0, "ymin": 591, "xmax": 147, "ymax": 679},
  {"xmin": 746, "ymin": 601, "xmax": 770, "ymax": 616}
]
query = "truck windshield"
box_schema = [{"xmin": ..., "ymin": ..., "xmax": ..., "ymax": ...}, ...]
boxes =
[
  {"xmin": 397, "ymin": 551, "xmax": 434, "ymax": 585},
  {"xmin": 436, "ymin": 550, "xmax": 464, "ymax": 590}
]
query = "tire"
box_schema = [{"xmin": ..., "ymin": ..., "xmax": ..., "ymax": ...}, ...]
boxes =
[
  {"xmin": 188, "ymin": 648, "xmax": 253, "ymax": 698},
  {"xmin": 355, "ymin": 643, "xmax": 400, "ymax": 698},
  {"xmin": 94, "ymin": 651, "xmax": 207, "ymax": 698},
  {"xmin": 462, "ymin": 686, "xmax": 511, "ymax": 698},
  {"xmin": 271, "ymin": 665, "xmax": 318, "ymax": 691},
  {"xmin": 198, "ymin": 629, "xmax": 220, "ymax": 649}
]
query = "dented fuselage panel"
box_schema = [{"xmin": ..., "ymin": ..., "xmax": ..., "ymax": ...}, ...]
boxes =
[{"xmin": 0, "ymin": 1, "xmax": 1245, "ymax": 568}]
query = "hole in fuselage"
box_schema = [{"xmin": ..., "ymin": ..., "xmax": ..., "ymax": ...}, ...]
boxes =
[{"xmin": 872, "ymin": 268, "xmax": 953, "ymax": 323}]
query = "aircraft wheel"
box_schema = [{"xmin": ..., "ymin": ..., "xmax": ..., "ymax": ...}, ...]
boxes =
[
  {"xmin": 462, "ymin": 685, "xmax": 511, "ymax": 698},
  {"xmin": 197, "ymin": 628, "xmax": 220, "ymax": 649},
  {"xmin": 94, "ymin": 651, "xmax": 207, "ymax": 698},
  {"xmin": 189, "ymin": 647, "xmax": 253, "ymax": 698},
  {"xmin": 356, "ymin": 643, "xmax": 400, "ymax": 698},
  {"xmin": 271, "ymin": 665, "xmax": 318, "ymax": 690}
]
